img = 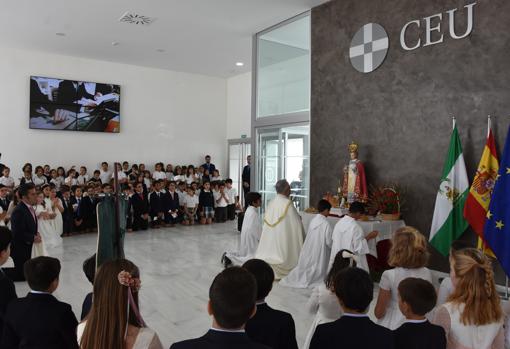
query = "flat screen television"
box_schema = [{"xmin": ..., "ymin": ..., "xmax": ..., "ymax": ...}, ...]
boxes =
[{"xmin": 30, "ymin": 76, "xmax": 121, "ymax": 133}]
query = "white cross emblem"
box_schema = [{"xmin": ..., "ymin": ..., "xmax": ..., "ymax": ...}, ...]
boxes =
[{"xmin": 349, "ymin": 23, "xmax": 389, "ymax": 73}]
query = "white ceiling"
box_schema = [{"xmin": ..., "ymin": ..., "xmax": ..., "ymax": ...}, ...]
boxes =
[{"xmin": 0, "ymin": 0, "xmax": 328, "ymax": 78}]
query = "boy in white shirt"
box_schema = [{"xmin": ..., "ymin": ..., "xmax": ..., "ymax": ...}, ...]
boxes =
[
  {"xmin": 214, "ymin": 182, "xmax": 229, "ymax": 223},
  {"xmin": 177, "ymin": 182, "xmax": 187, "ymax": 211},
  {"xmin": 99, "ymin": 162, "xmax": 111, "ymax": 184},
  {"xmin": 0, "ymin": 167, "xmax": 15, "ymax": 189},
  {"xmin": 77, "ymin": 166, "xmax": 89, "ymax": 185},
  {"xmin": 183, "ymin": 187, "xmax": 198, "ymax": 225},
  {"xmin": 225, "ymin": 179, "xmax": 239, "ymax": 221}
]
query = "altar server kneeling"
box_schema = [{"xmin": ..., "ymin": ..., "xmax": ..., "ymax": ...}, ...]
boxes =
[
  {"xmin": 280, "ymin": 200, "xmax": 333, "ymax": 288},
  {"xmin": 223, "ymin": 192, "xmax": 262, "ymax": 266}
]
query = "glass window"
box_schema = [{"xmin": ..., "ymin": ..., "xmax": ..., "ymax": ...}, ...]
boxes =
[{"xmin": 256, "ymin": 15, "xmax": 310, "ymax": 118}]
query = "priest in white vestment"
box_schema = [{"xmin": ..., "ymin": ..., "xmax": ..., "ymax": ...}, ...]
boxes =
[
  {"xmin": 255, "ymin": 179, "xmax": 304, "ymax": 280},
  {"xmin": 328, "ymin": 202, "xmax": 378, "ymax": 273},
  {"xmin": 224, "ymin": 192, "xmax": 262, "ymax": 266},
  {"xmin": 280, "ymin": 199, "xmax": 333, "ymax": 288}
]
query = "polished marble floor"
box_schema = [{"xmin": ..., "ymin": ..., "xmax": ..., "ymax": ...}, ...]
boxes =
[{"xmin": 12, "ymin": 222, "xmax": 378, "ymax": 348}]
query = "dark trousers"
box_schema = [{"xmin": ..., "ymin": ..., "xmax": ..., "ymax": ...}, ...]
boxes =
[
  {"xmin": 133, "ymin": 215, "xmax": 149, "ymax": 231},
  {"xmin": 215, "ymin": 207, "xmax": 227, "ymax": 223},
  {"xmin": 4, "ymin": 243, "xmax": 32, "ymax": 281},
  {"xmin": 165, "ymin": 212, "xmax": 181, "ymax": 225},
  {"xmin": 227, "ymin": 204, "xmax": 236, "ymax": 220}
]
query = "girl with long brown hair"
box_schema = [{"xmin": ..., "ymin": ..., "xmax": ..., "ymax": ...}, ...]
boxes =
[
  {"xmin": 432, "ymin": 248, "xmax": 504, "ymax": 349},
  {"xmin": 374, "ymin": 226, "xmax": 432, "ymax": 330},
  {"xmin": 78, "ymin": 259, "xmax": 163, "ymax": 349}
]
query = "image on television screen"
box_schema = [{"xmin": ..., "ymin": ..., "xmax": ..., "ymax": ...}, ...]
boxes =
[{"xmin": 29, "ymin": 76, "xmax": 121, "ymax": 133}]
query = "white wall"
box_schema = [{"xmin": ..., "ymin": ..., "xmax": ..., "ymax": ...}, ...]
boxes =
[
  {"xmin": 226, "ymin": 72, "xmax": 252, "ymax": 140},
  {"xmin": 0, "ymin": 47, "xmax": 228, "ymax": 180}
]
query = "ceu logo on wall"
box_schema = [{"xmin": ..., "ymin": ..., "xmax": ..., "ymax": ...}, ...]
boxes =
[
  {"xmin": 349, "ymin": 2, "xmax": 476, "ymax": 73},
  {"xmin": 349, "ymin": 23, "xmax": 389, "ymax": 73}
]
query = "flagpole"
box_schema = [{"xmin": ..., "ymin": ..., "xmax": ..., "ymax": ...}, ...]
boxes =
[
  {"xmin": 487, "ymin": 115, "xmax": 491, "ymax": 138},
  {"xmin": 452, "ymin": 115, "xmax": 456, "ymax": 130}
]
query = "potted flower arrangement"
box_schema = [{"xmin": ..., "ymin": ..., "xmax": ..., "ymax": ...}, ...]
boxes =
[{"xmin": 368, "ymin": 185, "xmax": 404, "ymax": 220}]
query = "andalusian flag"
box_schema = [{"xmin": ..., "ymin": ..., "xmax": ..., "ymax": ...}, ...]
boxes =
[
  {"xmin": 429, "ymin": 124, "xmax": 469, "ymax": 256},
  {"xmin": 464, "ymin": 120, "xmax": 499, "ymax": 256}
]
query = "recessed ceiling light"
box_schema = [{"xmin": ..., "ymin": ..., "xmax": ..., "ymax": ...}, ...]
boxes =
[
  {"xmin": 236, "ymin": 62, "xmax": 244, "ymax": 67},
  {"xmin": 112, "ymin": 41, "xmax": 120, "ymax": 46},
  {"xmin": 56, "ymin": 32, "xmax": 66, "ymax": 37},
  {"xmin": 156, "ymin": 48, "xmax": 166, "ymax": 53}
]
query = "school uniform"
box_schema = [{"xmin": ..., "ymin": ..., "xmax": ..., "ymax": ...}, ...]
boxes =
[
  {"xmin": 183, "ymin": 194, "xmax": 199, "ymax": 221},
  {"xmin": 130, "ymin": 191, "xmax": 149, "ymax": 231},
  {"xmin": 0, "ymin": 176, "xmax": 15, "ymax": 188},
  {"xmin": 0, "ymin": 196, "xmax": 10, "ymax": 213},
  {"xmin": 99, "ymin": 170, "xmax": 111, "ymax": 184},
  {"xmin": 0, "ymin": 268, "xmax": 17, "ymax": 333},
  {"xmin": 394, "ymin": 320, "xmax": 446, "ymax": 349},
  {"xmin": 310, "ymin": 314, "xmax": 394, "ymax": 349},
  {"xmin": 225, "ymin": 187, "xmax": 238, "ymax": 220},
  {"xmin": 149, "ymin": 191, "xmax": 166, "ymax": 227},
  {"xmin": 199, "ymin": 190, "xmax": 215, "ymax": 219},
  {"xmin": 69, "ymin": 196, "xmax": 91, "ymax": 232},
  {"xmin": 246, "ymin": 302, "xmax": 298, "ymax": 349},
  {"xmin": 1, "ymin": 292, "xmax": 78, "ymax": 349},
  {"xmin": 171, "ymin": 329, "xmax": 270, "ymax": 349},
  {"xmin": 61, "ymin": 196, "xmax": 74, "ymax": 235},
  {"xmin": 166, "ymin": 190, "xmax": 181, "ymax": 224},
  {"xmin": 214, "ymin": 191, "xmax": 228, "ymax": 223},
  {"xmin": 76, "ymin": 174, "xmax": 89, "ymax": 186}
]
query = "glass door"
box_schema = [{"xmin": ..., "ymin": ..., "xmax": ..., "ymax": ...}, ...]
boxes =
[
  {"xmin": 227, "ymin": 140, "xmax": 251, "ymax": 207},
  {"xmin": 256, "ymin": 124, "xmax": 309, "ymax": 212}
]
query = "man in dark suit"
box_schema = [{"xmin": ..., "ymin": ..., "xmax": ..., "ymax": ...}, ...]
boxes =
[
  {"xmin": 4, "ymin": 184, "xmax": 40, "ymax": 282},
  {"xmin": 2, "ymin": 256, "xmax": 78, "ymax": 349},
  {"xmin": 130, "ymin": 182, "xmax": 150, "ymax": 231},
  {"xmin": 243, "ymin": 259, "xmax": 298, "ymax": 349},
  {"xmin": 242, "ymin": 155, "xmax": 251, "ymax": 195},
  {"xmin": 0, "ymin": 227, "xmax": 17, "ymax": 333},
  {"xmin": 170, "ymin": 267, "xmax": 269, "ymax": 349},
  {"xmin": 201, "ymin": 155, "xmax": 216, "ymax": 175},
  {"xmin": 310, "ymin": 267, "xmax": 394, "ymax": 349}
]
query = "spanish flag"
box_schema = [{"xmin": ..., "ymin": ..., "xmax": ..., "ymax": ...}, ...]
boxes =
[{"xmin": 463, "ymin": 123, "xmax": 499, "ymax": 256}]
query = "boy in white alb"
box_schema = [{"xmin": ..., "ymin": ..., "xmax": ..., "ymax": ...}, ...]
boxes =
[
  {"xmin": 329, "ymin": 202, "xmax": 378, "ymax": 273},
  {"xmin": 224, "ymin": 179, "xmax": 238, "ymax": 221}
]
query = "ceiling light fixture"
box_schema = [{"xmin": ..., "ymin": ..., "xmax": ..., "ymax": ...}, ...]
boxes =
[
  {"xmin": 112, "ymin": 41, "xmax": 120, "ymax": 46},
  {"xmin": 56, "ymin": 32, "xmax": 66, "ymax": 37},
  {"xmin": 156, "ymin": 48, "xmax": 166, "ymax": 53},
  {"xmin": 236, "ymin": 62, "xmax": 244, "ymax": 67}
]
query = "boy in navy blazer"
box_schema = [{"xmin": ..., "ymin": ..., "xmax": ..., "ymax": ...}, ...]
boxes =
[
  {"xmin": 310, "ymin": 267, "xmax": 394, "ymax": 349},
  {"xmin": 170, "ymin": 267, "xmax": 269, "ymax": 349},
  {"xmin": 243, "ymin": 259, "xmax": 298, "ymax": 349}
]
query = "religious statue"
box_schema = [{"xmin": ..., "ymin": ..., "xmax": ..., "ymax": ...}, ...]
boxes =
[{"xmin": 339, "ymin": 142, "xmax": 368, "ymax": 206}]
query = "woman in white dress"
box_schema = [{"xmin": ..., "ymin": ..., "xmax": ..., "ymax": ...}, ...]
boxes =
[
  {"xmin": 78, "ymin": 259, "xmax": 163, "ymax": 349},
  {"xmin": 303, "ymin": 250, "xmax": 356, "ymax": 349},
  {"xmin": 374, "ymin": 226, "xmax": 432, "ymax": 330},
  {"xmin": 432, "ymin": 248, "xmax": 504, "ymax": 349}
]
